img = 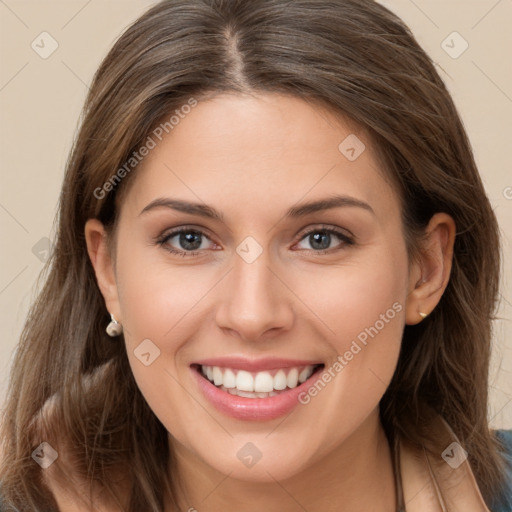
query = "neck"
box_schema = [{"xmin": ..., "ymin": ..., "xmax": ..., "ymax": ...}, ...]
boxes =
[{"xmin": 167, "ymin": 408, "xmax": 397, "ymax": 512}]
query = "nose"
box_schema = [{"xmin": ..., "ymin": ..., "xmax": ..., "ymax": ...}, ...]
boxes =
[{"xmin": 215, "ymin": 248, "xmax": 294, "ymax": 342}]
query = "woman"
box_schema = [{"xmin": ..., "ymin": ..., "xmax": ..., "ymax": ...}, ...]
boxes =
[{"xmin": 0, "ymin": 0, "xmax": 511, "ymax": 510}]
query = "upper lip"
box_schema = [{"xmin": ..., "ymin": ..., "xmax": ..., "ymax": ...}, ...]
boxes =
[{"xmin": 192, "ymin": 357, "xmax": 324, "ymax": 372}]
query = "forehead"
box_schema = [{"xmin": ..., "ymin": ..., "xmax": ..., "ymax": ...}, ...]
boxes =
[{"xmin": 118, "ymin": 93, "xmax": 400, "ymax": 225}]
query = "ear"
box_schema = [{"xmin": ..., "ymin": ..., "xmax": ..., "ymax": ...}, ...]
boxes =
[
  {"xmin": 405, "ymin": 212, "xmax": 456, "ymax": 325},
  {"xmin": 84, "ymin": 218, "xmax": 121, "ymax": 322}
]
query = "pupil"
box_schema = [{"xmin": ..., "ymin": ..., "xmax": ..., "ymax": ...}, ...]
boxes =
[
  {"xmin": 311, "ymin": 232, "xmax": 330, "ymax": 250},
  {"xmin": 180, "ymin": 232, "xmax": 201, "ymax": 251}
]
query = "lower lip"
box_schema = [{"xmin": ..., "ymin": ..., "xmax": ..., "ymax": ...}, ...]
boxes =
[{"xmin": 192, "ymin": 366, "xmax": 323, "ymax": 421}]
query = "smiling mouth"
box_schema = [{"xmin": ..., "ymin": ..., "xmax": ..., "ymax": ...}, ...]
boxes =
[{"xmin": 193, "ymin": 363, "xmax": 325, "ymax": 399}]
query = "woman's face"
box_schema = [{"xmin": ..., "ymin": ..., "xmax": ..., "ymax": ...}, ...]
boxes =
[{"xmin": 94, "ymin": 93, "xmax": 418, "ymax": 482}]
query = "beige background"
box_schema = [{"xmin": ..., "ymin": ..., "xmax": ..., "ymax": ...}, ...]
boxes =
[{"xmin": 0, "ymin": 0, "xmax": 511, "ymax": 428}]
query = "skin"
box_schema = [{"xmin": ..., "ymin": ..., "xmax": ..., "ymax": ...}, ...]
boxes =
[{"xmin": 85, "ymin": 93, "xmax": 456, "ymax": 512}]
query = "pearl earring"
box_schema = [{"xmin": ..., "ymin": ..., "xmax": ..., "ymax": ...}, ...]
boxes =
[{"xmin": 106, "ymin": 313, "xmax": 123, "ymax": 337}]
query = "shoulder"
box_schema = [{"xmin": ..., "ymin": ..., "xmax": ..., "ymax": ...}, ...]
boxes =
[
  {"xmin": 490, "ymin": 429, "xmax": 512, "ymax": 512},
  {"xmin": 495, "ymin": 428, "xmax": 512, "ymax": 447},
  {"xmin": 495, "ymin": 428, "xmax": 512, "ymax": 468}
]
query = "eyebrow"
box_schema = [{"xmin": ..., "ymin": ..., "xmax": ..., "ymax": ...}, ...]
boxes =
[{"xmin": 139, "ymin": 194, "xmax": 375, "ymax": 220}]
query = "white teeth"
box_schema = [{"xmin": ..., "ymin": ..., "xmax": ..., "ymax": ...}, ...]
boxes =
[
  {"xmin": 213, "ymin": 367, "xmax": 223, "ymax": 386},
  {"xmin": 254, "ymin": 372, "xmax": 274, "ymax": 392},
  {"xmin": 287, "ymin": 368, "xmax": 299, "ymax": 388},
  {"xmin": 236, "ymin": 370, "xmax": 254, "ymax": 392},
  {"xmin": 298, "ymin": 367, "xmax": 313, "ymax": 383},
  {"xmin": 273, "ymin": 370, "xmax": 287, "ymax": 391},
  {"xmin": 223, "ymin": 368, "xmax": 236, "ymax": 389},
  {"xmin": 218, "ymin": 386, "xmax": 281, "ymax": 399},
  {"xmin": 237, "ymin": 390, "xmax": 258, "ymax": 399},
  {"xmin": 200, "ymin": 364, "xmax": 320, "ymax": 394}
]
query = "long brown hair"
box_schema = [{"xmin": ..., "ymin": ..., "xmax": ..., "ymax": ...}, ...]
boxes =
[{"xmin": 0, "ymin": 0, "xmax": 507, "ymax": 509}]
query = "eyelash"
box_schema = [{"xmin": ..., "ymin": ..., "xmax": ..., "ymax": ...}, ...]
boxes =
[{"xmin": 155, "ymin": 224, "xmax": 355, "ymax": 257}]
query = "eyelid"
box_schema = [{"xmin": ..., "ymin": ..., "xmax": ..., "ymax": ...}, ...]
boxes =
[
  {"xmin": 156, "ymin": 225, "xmax": 215, "ymax": 242},
  {"xmin": 295, "ymin": 223, "xmax": 355, "ymax": 242}
]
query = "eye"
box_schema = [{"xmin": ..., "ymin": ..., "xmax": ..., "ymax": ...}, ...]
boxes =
[
  {"xmin": 294, "ymin": 226, "xmax": 354, "ymax": 253},
  {"xmin": 156, "ymin": 227, "xmax": 216, "ymax": 256},
  {"xmin": 155, "ymin": 224, "xmax": 354, "ymax": 257}
]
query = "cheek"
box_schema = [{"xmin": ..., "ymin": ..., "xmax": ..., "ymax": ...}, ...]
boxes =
[
  {"xmin": 112, "ymin": 239, "xmax": 205, "ymax": 413},
  {"xmin": 292, "ymin": 242, "xmax": 408, "ymax": 408},
  {"xmin": 117, "ymin": 269, "xmax": 197, "ymax": 343},
  {"xmin": 114, "ymin": 233, "xmax": 211, "ymax": 348},
  {"xmin": 113, "ymin": 255, "xmax": 211, "ymax": 442},
  {"xmin": 294, "ymin": 246, "xmax": 408, "ymax": 350}
]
